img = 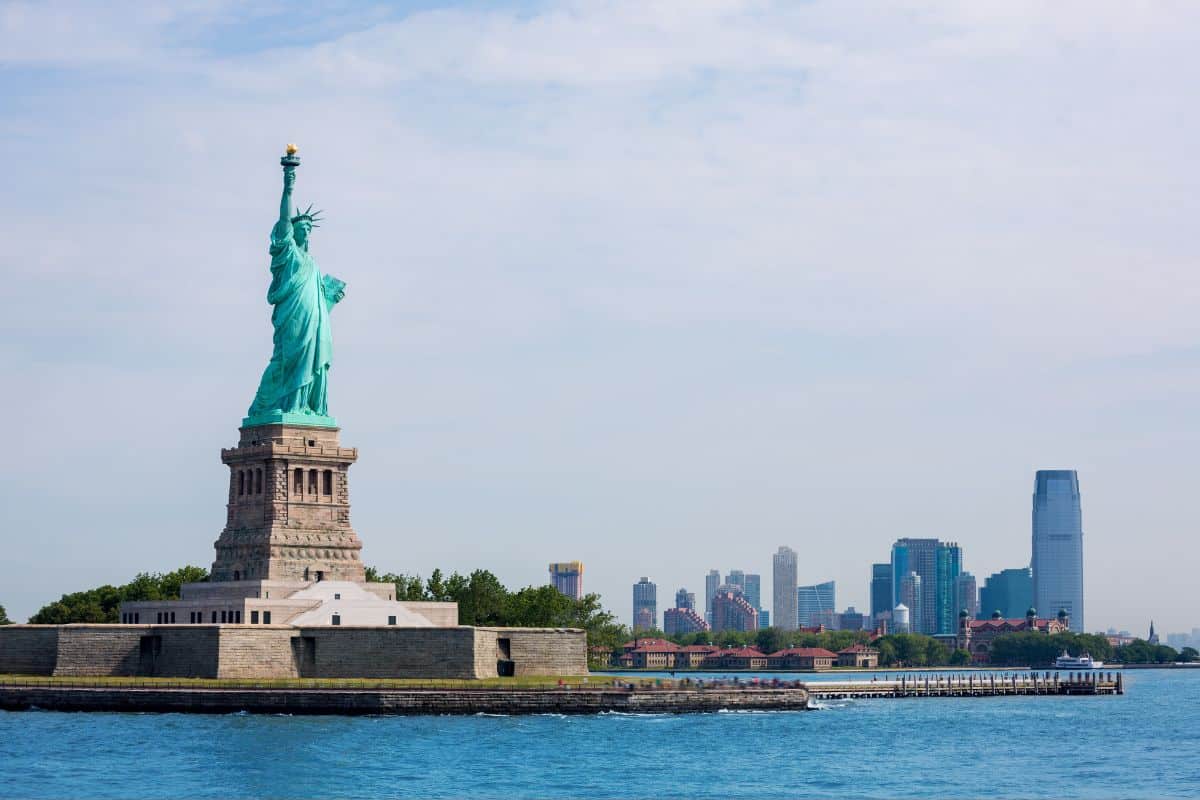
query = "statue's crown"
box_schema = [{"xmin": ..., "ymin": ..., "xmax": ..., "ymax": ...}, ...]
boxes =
[{"xmin": 291, "ymin": 203, "xmax": 324, "ymax": 227}]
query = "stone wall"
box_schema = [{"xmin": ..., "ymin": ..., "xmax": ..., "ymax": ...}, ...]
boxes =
[
  {"xmin": 492, "ymin": 628, "xmax": 588, "ymax": 676},
  {"xmin": 294, "ymin": 627, "xmax": 483, "ymax": 679},
  {"xmin": 217, "ymin": 628, "xmax": 298, "ymax": 679},
  {"xmin": 0, "ymin": 686, "xmax": 812, "ymax": 715},
  {"xmin": 0, "ymin": 624, "xmax": 586, "ymax": 679},
  {"xmin": 0, "ymin": 627, "xmax": 58, "ymax": 675},
  {"xmin": 53, "ymin": 627, "xmax": 143, "ymax": 676}
]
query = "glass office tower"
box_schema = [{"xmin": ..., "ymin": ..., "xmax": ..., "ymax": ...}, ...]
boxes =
[
  {"xmin": 632, "ymin": 577, "xmax": 657, "ymax": 631},
  {"xmin": 1032, "ymin": 470, "xmax": 1084, "ymax": 631},
  {"xmin": 978, "ymin": 567, "xmax": 1033, "ymax": 619},
  {"xmin": 892, "ymin": 538, "xmax": 962, "ymax": 634},
  {"xmin": 796, "ymin": 580, "xmax": 836, "ymax": 627},
  {"xmin": 870, "ymin": 563, "xmax": 892, "ymax": 622},
  {"xmin": 704, "ymin": 569, "xmax": 721, "ymax": 625},
  {"xmin": 934, "ymin": 543, "xmax": 963, "ymax": 635}
]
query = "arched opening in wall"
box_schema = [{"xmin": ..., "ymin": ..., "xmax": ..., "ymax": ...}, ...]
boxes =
[
  {"xmin": 294, "ymin": 468, "xmax": 303, "ymax": 493},
  {"xmin": 255, "ymin": 468, "xmax": 263, "ymax": 494},
  {"xmin": 323, "ymin": 470, "xmax": 333, "ymax": 495},
  {"xmin": 304, "ymin": 567, "xmax": 310, "ymax": 581},
  {"xmin": 234, "ymin": 570, "xmax": 240, "ymax": 581},
  {"xmin": 238, "ymin": 470, "xmax": 245, "ymax": 496},
  {"xmin": 308, "ymin": 469, "xmax": 318, "ymax": 494}
]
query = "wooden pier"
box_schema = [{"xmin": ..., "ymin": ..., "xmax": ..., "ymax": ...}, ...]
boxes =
[{"xmin": 804, "ymin": 671, "xmax": 1123, "ymax": 700}]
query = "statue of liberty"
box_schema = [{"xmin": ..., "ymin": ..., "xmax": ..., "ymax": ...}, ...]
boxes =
[{"xmin": 245, "ymin": 145, "xmax": 345, "ymax": 427}]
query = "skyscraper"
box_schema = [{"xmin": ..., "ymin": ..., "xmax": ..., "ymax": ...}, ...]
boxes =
[
  {"xmin": 726, "ymin": 570, "xmax": 745, "ymax": 592},
  {"xmin": 870, "ymin": 563, "xmax": 892, "ymax": 623},
  {"xmin": 675, "ymin": 588, "xmax": 695, "ymax": 611},
  {"xmin": 632, "ymin": 577, "xmax": 657, "ymax": 631},
  {"xmin": 743, "ymin": 574, "xmax": 762, "ymax": 612},
  {"xmin": 773, "ymin": 547, "xmax": 799, "ymax": 630},
  {"xmin": 891, "ymin": 538, "xmax": 963, "ymax": 634},
  {"xmin": 978, "ymin": 567, "xmax": 1033, "ymax": 619},
  {"xmin": 898, "ymin": 572, "xmax": 921, "ymax": 632},
  {"xmin": 548, "ymin": 561, "xmax": 584, "ymax": 600},
  {"xmin": 935, "ymin": 543, "xmax": 963, "ymax": 635},
  {"xmin": 1032, "ymin": 469, "xmax": 1084, "ymax": 632},
  {"xmin": 664, "ymin": 607, "xmax": 708, "ymax": 635},
  {"xmin": 704, "ymin": 569, "xmax": 720, "ymax": 624},
  {"xmin": 955, "ymin": 572, "xmax": 978, "ymax": 621},
  {"xmin": 712, "ymin": 590, "xmax": 759, "ymax": 633},
  {"xmin": 796, "ymin": 581, "xmax": 836, "ymax": 627}
]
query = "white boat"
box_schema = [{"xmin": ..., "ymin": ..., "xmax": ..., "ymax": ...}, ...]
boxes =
[{"xmin": 1054, "ymin": 650, "xmax": 1104, "ymax": 669}]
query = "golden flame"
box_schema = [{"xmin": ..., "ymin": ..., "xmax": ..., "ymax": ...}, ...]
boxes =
[{"xmin": 285, "ymin": 143, "xmax": 299, "ymax": 155}]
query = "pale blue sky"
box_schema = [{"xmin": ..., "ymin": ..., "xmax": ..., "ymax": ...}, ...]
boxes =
[{"xmin": 1, "ymin": 1, "xmax": 1197, "ymax": 634}]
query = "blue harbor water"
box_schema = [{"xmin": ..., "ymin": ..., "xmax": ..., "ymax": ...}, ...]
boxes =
[{"xmin": 2, "ymin": 669, "xmax": 1197, "ymax": 799}]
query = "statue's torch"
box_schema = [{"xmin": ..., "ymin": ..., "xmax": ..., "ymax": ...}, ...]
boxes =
[{"xmin": 281, "ymin": 143, "xmax": 300, "ymax": 169}]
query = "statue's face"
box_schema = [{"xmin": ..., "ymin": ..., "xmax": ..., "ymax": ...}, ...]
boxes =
[{"xmin": 293, "ymin": 219, "xmax": 312, "ymax": 246}]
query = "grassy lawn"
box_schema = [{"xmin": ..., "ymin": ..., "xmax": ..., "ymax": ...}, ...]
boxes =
[{"xmin": 0, "ymin": 673, "xmax": 622, "ymax": 690}]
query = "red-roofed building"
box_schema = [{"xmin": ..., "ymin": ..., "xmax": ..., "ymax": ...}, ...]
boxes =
[
  {"xmin": 617, "ymin": 638, "xmax": 680, "ymax": 669},
  {"xmin": 768, "ymin": 647, "xmax": 838, "ymax": 670},
  {"xmin": 703, "ymin": 647, "xmax": 770, "ymax": 670},
  {"xmin": 675, "ymin": 644, "xmax": 720, "ymax": 668},
  {"xmin": 957, "ymin": 609, "xmax": 1070, "ymax": 664},
  {"xmin": 837, "ymin": 644, "xmax": 879, "ymax": 668}
]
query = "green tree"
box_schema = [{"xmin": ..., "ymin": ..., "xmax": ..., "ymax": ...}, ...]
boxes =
[
  {"xmin": 28, "ymin": 567, "xmax": 210, "ymax": 624},
  {"xmin": 369, "ymin": 569, "xmax": 429, "ymax": 601},
  {"xmin": 450, "ymin": 570, "xmax": 508, "ymax": 627},
  {"xmin": 755, "ymin": 627, "xmax": 788, "ymax": 654},
  {"xmin": 0, "ymin": 605, "xmax": 12, "ymax": 625},
  {"xmin": 1180, "ymin": 647, "xmax": 1199, "ymax": 663},
  {"xmin": 948, "ymin": 648, "xmax": 971, "ymax": 666}
]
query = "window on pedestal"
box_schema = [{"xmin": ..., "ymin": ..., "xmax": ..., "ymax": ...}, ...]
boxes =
[
  {"xmin": 308, "ymin": 469, "xmax": 318, "ymax": 494},
  {"xmin": 211, "ymin": 611, "xmax": 217, "ymax": 623},
  {"xmin": 251, "ymin": 611, "xmax": 259, "ymax": 624},
  {"xmin": 255, "ymin": 468, "xmax": 263, "ymax": 494},
  {"xmin": 294, "ymin": 468, "xmax": 303, "ymax": 493},
  {"xmin": 323, "ymin": 470, "xmax": 333, "ymax": 495},
  {"xmin": 263, "ymin": 611, "xmax": 272, "ymax": 624},
  {"xmin": 238, "ymin": 470, "xmax": 245, "ymax": 496}
]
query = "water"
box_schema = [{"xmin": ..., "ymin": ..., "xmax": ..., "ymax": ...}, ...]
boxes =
[{"xmin": 1, "ymin": 669, "xmax": 1197, "ymax": 799}]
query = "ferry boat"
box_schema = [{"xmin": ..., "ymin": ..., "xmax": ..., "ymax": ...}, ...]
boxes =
[{"xmin": 1054, "ymin": 650, "xmax": 1104, "ymax": 669}]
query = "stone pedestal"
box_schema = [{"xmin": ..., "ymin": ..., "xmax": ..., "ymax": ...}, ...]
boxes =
[{"xmin": 212, "ymin": 423, "xmax": 364, "ymax": 583}]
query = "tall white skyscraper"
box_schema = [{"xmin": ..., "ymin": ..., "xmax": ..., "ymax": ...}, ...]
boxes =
[{"xmin": 773, "ymin": 547, "xmax": 798, "ymax": 630}]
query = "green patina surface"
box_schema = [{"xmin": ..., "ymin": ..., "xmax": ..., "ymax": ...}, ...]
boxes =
[
  {"xmin": 241, "ymin": 410, "xmax": 339, "ymax": 429},
  {"xmin": 245, "ymin": 148, "xmax": 345, "ymax": 429}
]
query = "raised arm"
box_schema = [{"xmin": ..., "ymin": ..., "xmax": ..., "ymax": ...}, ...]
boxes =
[{"xmin": 279, "ymin": 165, "xmax": 297, "ymax": 227}]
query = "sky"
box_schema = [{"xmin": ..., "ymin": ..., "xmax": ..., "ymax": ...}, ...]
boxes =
[{"xmin": 1, "ymin": 0, "xmax": 1197, "ymax": 634}]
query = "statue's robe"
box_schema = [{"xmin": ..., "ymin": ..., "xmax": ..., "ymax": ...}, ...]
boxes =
[{"xmin": 248, "ymin": 219, "xmax": 345, "ymax": 417}]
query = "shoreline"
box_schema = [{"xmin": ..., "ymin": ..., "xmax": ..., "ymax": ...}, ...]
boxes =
[
  {"xmin": 597, "ymin": 663, "xmax": 1197, "ymax": 674},
  {"xmin": 0, "ymin": 684, "xmax": 812, "ymax": 716}
]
